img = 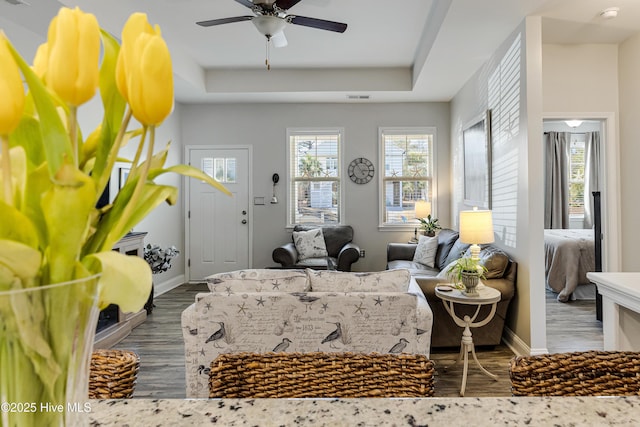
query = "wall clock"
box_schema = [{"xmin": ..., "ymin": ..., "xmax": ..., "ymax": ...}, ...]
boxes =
[{"xmin": 348, "ymin": 157, "xmax": 375, "ymax": 184}]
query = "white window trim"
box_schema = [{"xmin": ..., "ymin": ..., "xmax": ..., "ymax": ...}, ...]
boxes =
[
  {"xmin": 377, "ymin": 126, "xmax": 437, "ymax": 230},
  {"xmin": 286, "ymin": 127, "xmax": 345, "ymax": 228}
]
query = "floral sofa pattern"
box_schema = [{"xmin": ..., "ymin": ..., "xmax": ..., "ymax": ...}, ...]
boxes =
[{"xmin": 181, "ymin": 269, "xmax": 433, "ymax": 398}]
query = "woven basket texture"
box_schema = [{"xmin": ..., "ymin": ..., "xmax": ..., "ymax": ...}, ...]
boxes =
[
  {"xmin": 89, "ymin": 349, "xmax": 140, "ymax": 399},
  {"xmin": 510, "ymin": 350, "xmax": 640, "ymax": 396},
  {"xmin": 209, "ymin": 351, "xmax": 434, "ymax": 398}
]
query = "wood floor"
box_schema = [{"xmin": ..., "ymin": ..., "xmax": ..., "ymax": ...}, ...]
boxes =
[
  {"xmin": 545, "ymin": 289, "xmax": 604, "ymax": 353},
  {"xmin": 111, "ymin": 284, "xmax": 603, "ymax": 398}
]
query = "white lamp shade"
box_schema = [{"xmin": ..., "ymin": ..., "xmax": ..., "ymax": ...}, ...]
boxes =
[
  {"xmin": 415, "ymin": 200, "xmax": 431, "ymax": 218},
  {"xmin": 459, "ymin": 208, "xmax": 494, "ymax": 244}
]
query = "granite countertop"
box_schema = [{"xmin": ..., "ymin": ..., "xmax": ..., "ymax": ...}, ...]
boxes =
[{"xmin": 88, "ymin": 397, "xmax": 639, "ymax": 426}]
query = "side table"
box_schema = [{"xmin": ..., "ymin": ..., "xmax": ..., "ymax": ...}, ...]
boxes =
[{"xmin": 435, "ymin": 284, "xmax": 500, "ymax": 396}]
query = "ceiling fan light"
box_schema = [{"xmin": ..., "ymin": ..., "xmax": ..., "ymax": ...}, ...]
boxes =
[
  {"xmin": 252, "ymin": 15, "xmax": 286, "ymax": 37},
  {"xmin": 565, "ymin": 120, "xmax": 583, "ymax": 128},
  {"xmin": 600, "ymin": 7, "xmax": 620, "ymax": 19}
]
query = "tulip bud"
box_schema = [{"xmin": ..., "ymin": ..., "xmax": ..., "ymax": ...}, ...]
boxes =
[
  {"xmin": 117, "ymin": 14, "xmax": 173, "ymax": 126},
  {"xmin": 0, "ymin": 34, "xmax": 25, "ymax": 135},
  {"xmin": 126, "ymin": 33, "xmax": 174, "ymax": 126},
  {"xmin": 116, "ymin": 13, "xmax": 154, "ymax": 104},
  {"xmin": 32, "ymin": 42, "xmax": 49, "ymax": 80},
  {"xmin": 46, "ymin": 7, "xmax": 100, "ymax": 107}
]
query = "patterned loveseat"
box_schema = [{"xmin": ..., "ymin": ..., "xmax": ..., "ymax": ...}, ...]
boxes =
[{"xmin": 181, "ymin": 268, "xmax": 433, "ymax": 398}]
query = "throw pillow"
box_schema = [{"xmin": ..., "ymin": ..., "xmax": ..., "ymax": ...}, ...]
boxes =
[
  {"xmin": 206, "ymin": 269, "xmax": 310, "ymax": 292},
  {"xmin": 308, "ymin": 269, "xmax": 411, "ymax": 292},
  {"xmin": 413, "ymin": 235, "xmax": 438, "ymax": 268},
  {"xmin": 436, "ymin": 260, "xmax": 458, "ymax": 281},
  {"xmin": 293, "ymin": 228, "xmax": 328, "ymax": 260},
  {"xmin": 464, "ymin": 246, "xmax": 510, "ymax": 279}
]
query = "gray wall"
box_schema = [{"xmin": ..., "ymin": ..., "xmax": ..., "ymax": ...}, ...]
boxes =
[
  {"xmin": 449, "ymin": 18, "xmax": 545, "ymax": 352},
  {"xmin": 180, "ymin": 102, "xmax": 450, "ymax": 272},
  {"xmin": 619, "ymin": 32, "xmax": 640, "ymax": 271}
]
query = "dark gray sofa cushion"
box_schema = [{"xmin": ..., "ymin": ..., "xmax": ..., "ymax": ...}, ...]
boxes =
[{"xmin": 435, "ymin": 229, "xmax": 460, "ymax": 271}]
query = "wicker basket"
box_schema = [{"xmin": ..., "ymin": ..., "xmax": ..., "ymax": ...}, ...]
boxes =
[
  {"xmin": 510, "ymin": 350, "xmax": 640, "ymax": 396},
  {"xmin": 89, "ymin": 349, "xmax": 140, "ymax": 399},
  {"xmin": 209, "ymin": 351, "xmax": 434, "ymax": 398}
]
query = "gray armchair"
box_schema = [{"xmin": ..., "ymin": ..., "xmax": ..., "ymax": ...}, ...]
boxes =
[{"xmin": 272, "ymin": 225, "xmax": 360, "ymax": 271}]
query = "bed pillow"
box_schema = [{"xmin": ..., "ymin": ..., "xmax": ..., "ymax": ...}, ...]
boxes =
[
  {"xmin": 308, "ymin": 269, "xmax": 411, "ymax": 292},
  {"xmin": 293, "ymin": 228, "xmax": 328, "ymax": 260},
  {"xmin": 206, "ymin": 269, "xmax": 310, "ymax": 292},
  {"xmin": 412, "ymin": 235, "xmax": 438, "ymax": 268}
]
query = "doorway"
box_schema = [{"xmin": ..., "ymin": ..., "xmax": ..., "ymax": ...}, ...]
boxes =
[
  {"xmin": 185, "ymin": 146, "xmax": 252, "ymax": 281},
  {"xmin": 542, "ymin": 116, "xmax": 616, "ymax": 352}
]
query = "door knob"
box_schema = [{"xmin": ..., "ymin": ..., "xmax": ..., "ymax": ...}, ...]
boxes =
[
  {"xmin": 242, "ymin": 210, "xmax": 247, "ymax": 215},
  {"xmin": 241, "ymin": 219, "xmax": 247, "ymax": 224}
]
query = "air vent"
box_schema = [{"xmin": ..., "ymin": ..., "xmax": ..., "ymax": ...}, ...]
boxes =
[{"xmin": 346, "ymin": 95, "xmax": 370, "ymax": 100}]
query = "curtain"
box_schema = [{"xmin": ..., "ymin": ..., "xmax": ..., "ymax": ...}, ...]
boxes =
[
  {"xmin": 583, "ymin": 131, "xmax": 602, "ymax": 228},
  {"xmin": 544, "ymin": 131, "xmax": 570, "ymax": 229}
]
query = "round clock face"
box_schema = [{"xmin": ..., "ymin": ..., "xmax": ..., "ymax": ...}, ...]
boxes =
[{"xmin": 348, "ymin": 157, "xmax": 375, "ymax": 184}]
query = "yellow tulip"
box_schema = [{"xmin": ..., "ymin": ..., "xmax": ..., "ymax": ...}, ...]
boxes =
[
  {"xmin": 126, "ymin": 32, "xmax": 174, "ymax": 126},
  {"xmin": 46, "ymin": 7, "xmax": 100, "ymax": 106},
  {"xmin": 32, "ymin": 42, "xmax": 49, "ymax": 80},
  {"xmin": 116, "ymin": 13, "xmax": 154, "ymax": 104},
  {"xmin": 0, "ymin": 34, "xmax": 25, "ymax": 135}
]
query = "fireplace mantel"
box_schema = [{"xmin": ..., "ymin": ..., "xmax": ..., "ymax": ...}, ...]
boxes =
[{"xmin": 94, "ymin": 232, "xmax": 148, "ymax": 349}]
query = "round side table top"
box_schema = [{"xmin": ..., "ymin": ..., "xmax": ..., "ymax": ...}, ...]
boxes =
[{"xmin": 435, "ymin": 283, "xmax": 500, "ymax": 305}]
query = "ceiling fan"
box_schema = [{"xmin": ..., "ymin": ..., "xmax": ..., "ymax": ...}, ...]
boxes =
[{"xmin": 197, "ymin": 0, "xmax": 348, "ymax": 67}]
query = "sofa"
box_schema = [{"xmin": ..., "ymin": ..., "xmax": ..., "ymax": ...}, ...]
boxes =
[
  {"xmin": 386, "ymin": 229, "xmax": 517, "ymax": 348},
  {"xmin": 181, "ymin": 268, "xmax": 433, "ymax": 398},
  {"xmin": 272, "ymin": 225, "xmax": 360, "ymax": 271}
]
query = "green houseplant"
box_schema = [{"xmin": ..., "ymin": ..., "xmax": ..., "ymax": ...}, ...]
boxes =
[
  {"xmin": 417, "ymin": 215, "xmax": 441, "ymax": 237},
  {"xmin": 0, "ymin": 7, "xmax": 230, "ymax": 426},
  {"xmin": 446, "ymin": 257, "xmax": 487, "ymax": 296}
]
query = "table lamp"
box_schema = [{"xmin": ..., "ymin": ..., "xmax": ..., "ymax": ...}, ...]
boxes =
[
  {"xmin": 415, "ymin": 200, "xmax": 431, "ymax": 220},
  {"xmin": 459, "ymin": 207, "xmax": 494, "ymax": 260}
]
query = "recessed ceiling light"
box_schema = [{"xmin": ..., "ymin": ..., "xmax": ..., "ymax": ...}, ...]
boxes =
[{"xmin": 600, "ymin": 7, "xmax": 620, "ymax": 19}]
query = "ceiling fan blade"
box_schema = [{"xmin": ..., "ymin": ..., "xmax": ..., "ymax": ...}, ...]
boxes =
[
  {"xmin": 288, "ymin": 15, "xmax": 347, "ymax": 33},
  {"xmin": 196, "ymin": 16, "xmax": 254, "ymax": 27},
  {"xmin": 234, "ymin": 0, "xmax": 255, "ymax": 8},
  {"xmin": 276, "ymin": 0, "xmax": 303, "ymax": 10},
  {"xmin": 271, "ymin": 31, "xmax": 288, "ymax": 48}
]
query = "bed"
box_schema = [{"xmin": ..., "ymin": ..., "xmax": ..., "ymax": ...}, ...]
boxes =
[{"xmin": 544, "ymin": 229, "xmax": 596, "ymax": 302}]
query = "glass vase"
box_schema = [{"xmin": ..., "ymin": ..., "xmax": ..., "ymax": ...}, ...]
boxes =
[{"xmin": 0, "ymin": 274, "xmax": 100, "ymax": 427}]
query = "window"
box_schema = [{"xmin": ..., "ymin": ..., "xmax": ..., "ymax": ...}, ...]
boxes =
[
  {"xmin": 379, "ymin": 127, "xmax": 436, "ymax": 228},
  {"xmin": 569, "ymin": 135, "xmax": 586, "ymax": 217},
  {"xmin": 287, "ymin": 128, "xmax": 343, "ymax": 226}
]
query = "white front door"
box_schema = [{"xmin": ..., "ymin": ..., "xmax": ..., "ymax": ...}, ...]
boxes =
[{"xmin": 187, "ymin": 147, "xmax": 250, "ymax": 281}]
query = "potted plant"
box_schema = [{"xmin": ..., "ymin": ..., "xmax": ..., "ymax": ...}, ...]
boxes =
[
  {"xmin": 143, "ymin": 244, "xmax": 180, "ymax": 313},
  {"xmin": 446, "ymin": 257, "xmax": 487, "ymax": 296},
  {"xmin": 0, "ymin": 9, "xmax": 231, "ymax": 424},
  {"xmin": 417, "ymin": 215, "xmax": 442, "ymax": 237}
]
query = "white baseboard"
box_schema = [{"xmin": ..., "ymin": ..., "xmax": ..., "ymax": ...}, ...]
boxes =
[
  {"xmin": 154, "ymin": 274, "xmax": 185, "ymax": 297},
  {"xmin": 502, "ymin": 326, "xmax": 549, "ymax": 356}
]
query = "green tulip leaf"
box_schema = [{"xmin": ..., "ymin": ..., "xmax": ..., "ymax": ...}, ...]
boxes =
[
  {"xmin": 41, "ymin": 164, "xmax": 97, "ymax": 283},
  {"xmin": 9, "ymin": 116, "xmax": 45, "ymax": 167},
  {"xmin": 83, "ymin": 251, "xmax": 151, "ymax": 312},
  {"xmin": 89, "ymin": 30, "xmax": 126, "ymax": 198},
  {"xmin": 6, "ymin": 42, "xmax": 72, "ymax": 178},
  {"xmin": 155, "ymin": 164, "xmax": 232, "ymax": 196},
  {"xmin": 22, "ymin": 164, "xmax": 52, "ymax": 246},
  {"xmin": 0, "ymin": 202, "xmax": 39, "ymax": 248},
  {"xmin": 0, "ymin": 239, "xmax": 42, "ymax": 281}
]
